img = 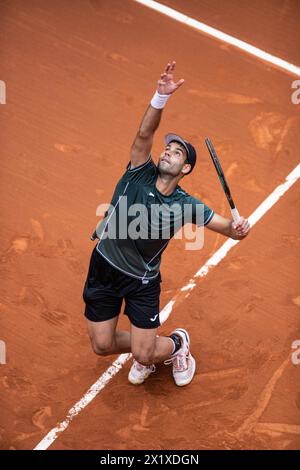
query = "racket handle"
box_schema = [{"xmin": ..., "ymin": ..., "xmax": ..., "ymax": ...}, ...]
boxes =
[
  {"xmin": 90, "ymin": 230, "xmax": 98, "ymax": 241},
  {"xmin": 231, "ymin": 207, "xmax": 241, "ymax": 224}
]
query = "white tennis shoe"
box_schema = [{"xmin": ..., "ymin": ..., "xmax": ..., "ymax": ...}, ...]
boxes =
[
  {"xmin": 128, "ymin": 360, "xmax": 156, "ymax": 385},
  {"xmin": 164, "ymin": 328, "xmax": 196, "ymax": 386}
]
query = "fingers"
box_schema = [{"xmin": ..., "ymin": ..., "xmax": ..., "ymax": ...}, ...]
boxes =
[
  {"xmin": 164, "ymin": 61, "xmax": 176, "ymax": 74},
  {"xmin": 233, "ymin": 217, "xmax": 250, "ymax": 236},
  {"xmin": 175, "ymin": 78, "xmax": 185, "ymax": 88},
  {"xmin": 232, "ymin": 216, "xmax": 245, "ymax": 229},
  {"xmin": 233, "ymin": 217, "xmax": 249, "ymax": 229},
  {"xmin": 159, "ymin": 61, "xmax": 184, "ymax": 94}
]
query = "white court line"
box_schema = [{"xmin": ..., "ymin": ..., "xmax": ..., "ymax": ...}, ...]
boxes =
[
  {"xmin": 133, "ymin": 0, "xmax": 300, "ymax": 77},
  {"xmin": 34, "ymin": 163, "xmax": 300, "ymax": 450},
  {"xmin": 34, "ymin": 1, "xmax": 300, "ymax": 451}
]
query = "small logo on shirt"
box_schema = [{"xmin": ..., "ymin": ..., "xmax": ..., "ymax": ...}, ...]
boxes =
[
  {"xmin": 148, "ymin": 192, "xmax": 155, "ymax": 197},
  {"xmin": 150, "ymin": 314, "xmax": 159, "ymax": 322}
]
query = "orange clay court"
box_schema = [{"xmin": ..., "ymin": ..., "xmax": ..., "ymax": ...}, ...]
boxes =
[{"xmin": 0, "ymin": 0, "xmax": 300, "ymax": 450}]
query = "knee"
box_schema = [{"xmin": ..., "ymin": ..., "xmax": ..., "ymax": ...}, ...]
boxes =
[
  {"xmin": 132, "ymin": 347, "xmax": 155, "ymax": 365},
  {"xmin": 91, "ymin": 338, "xmax": 113, "ymax": 356}
]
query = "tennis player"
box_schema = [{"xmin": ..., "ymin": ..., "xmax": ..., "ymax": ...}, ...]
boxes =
[{"xmin": 83, "ymin": 61, "xmax": 250, "ymax": 386}]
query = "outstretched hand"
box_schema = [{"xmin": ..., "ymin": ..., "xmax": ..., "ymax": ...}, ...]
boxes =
[{"xmin": 157, "ymin": 61, "xmax": 184, "ymax": 95}]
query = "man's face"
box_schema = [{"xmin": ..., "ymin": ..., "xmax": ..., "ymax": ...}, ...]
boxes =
[{"xmin": 158, "ymin": 141, "xmax": 190, "ymax": 177}]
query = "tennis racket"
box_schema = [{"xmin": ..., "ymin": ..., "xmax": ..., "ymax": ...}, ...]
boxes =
[{"xmin": 205, "ymin": 137, "xmax": 240, "ymax": 224}]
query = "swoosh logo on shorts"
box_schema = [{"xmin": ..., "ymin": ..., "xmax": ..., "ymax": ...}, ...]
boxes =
[{"xmin": 150, "ymin": 314, "xmax": 159, "ymax": 322}]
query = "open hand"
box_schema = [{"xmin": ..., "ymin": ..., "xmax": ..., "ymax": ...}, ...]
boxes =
[{"xmin": 157, "ymin": 61, "xmax": 184, "ymax": 95}]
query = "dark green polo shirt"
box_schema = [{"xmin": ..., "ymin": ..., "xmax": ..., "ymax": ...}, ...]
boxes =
[{"xmin": 96, "ymin": 156, "xmax": 214, "ymax": 281}]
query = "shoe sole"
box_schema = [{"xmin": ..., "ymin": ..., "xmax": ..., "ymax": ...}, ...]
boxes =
[{"xmin": 175, "ymin": 353, "xmax": 196, "ymax": 387}]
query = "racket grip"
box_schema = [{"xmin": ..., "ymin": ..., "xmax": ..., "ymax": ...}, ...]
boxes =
[
  {"xmin": 90, "ymin": 230, "xmax": 98, "ymax": 241},
  {"xmin": 231, "ymin": 207, "xmax": 241, "ymax": 224}
]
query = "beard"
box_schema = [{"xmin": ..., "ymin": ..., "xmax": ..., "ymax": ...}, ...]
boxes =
[{"xmin": 158, "ymin": 160, "xmax": 178, "ymax": 177}]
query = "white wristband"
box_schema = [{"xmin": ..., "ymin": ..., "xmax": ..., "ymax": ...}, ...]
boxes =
[{"xmin": 150, "ymin": 91, "xmax": 170, "ymax": 109}]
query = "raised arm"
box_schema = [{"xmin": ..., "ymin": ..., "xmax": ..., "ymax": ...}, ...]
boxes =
[
  {"xmin": 206, "ymin": 213, "xmax": 250, "ymax": 240},
  {"xmin": 129, "ymin": 61, "xmax": 184, "ymax": 169}
]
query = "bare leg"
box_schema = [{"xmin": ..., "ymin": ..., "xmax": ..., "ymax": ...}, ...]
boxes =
[
  {"xmin": 87, "ymin": 318, "xmax": 175, "ymax": 361},
  {"xmin": 130, "ymin": 324, "xmax": 174, "ymax": 365},
  {"xmin": 153, "ymin": 336, "xmax": 175, "ymax": 363},
  {"xmin": 86, "ymin": 317, "xmax": 131, "ymax": 355}
]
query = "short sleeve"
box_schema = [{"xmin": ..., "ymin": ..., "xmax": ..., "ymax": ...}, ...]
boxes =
[
  {"xmin": 184, "ymin": 195, "xmax": 214, "ymax": 226},
  {"xmin": 121, "ymin": 156, "xmax": 157, "ymax": 185}
]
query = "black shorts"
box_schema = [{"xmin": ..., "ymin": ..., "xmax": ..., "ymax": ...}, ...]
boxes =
[{"xmin": 83, "ymin": 247, "xmax": 162, "ymax": 329}]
